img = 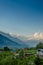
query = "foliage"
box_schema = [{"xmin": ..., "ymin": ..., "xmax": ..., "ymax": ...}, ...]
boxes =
[
  {"xmin": 34, "ymin": 57, "xmax": 43, "ymax": 65},
  {"xmin": 4, "ymin": 47, "xmax": 10, "ymax": 51},
  {"xmin": 0, "ymin": 48, "xmax": 43, "ymax": 65},
  {"xmin": 36, "ymin": 42, "xmax": 43, "ymax": 49}
]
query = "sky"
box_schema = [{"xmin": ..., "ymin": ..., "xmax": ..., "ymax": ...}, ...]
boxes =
[{"xmin": 0, "ymin": 0, "xmax": 43, "ymax": 36}]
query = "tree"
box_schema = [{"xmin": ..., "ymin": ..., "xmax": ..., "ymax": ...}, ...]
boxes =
[
  {"xmin": 36, "ymin": 42, "xmax": 43, "ymax": 49},
  {"xmin": 34, "ymin": 57, "xmax": 41, "ymax": 65},
  {"xmin": 19, "ymin": 49, "xmax": 24, "ymax": 60},
  {"xmin": 4, "ymin": 47, "xmax": 10, "ymax": 51}
]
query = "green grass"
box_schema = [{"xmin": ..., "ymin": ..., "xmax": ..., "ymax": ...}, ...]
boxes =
[{"xmin": 0, "ymin": 49, "xmax": 43, "ymax": 65}]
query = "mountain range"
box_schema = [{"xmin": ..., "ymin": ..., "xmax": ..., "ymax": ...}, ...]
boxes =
[
  {"xmin": 0, "ymin": 31, "xmax": 27, "ymax": 49},
  {"xmin": 0, "ymin": 31, "xmax": 43, "ymax": 49}
]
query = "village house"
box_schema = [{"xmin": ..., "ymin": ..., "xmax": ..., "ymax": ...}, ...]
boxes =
[
  {"xmin": 24, "ymin": 53, "xmax": 33, "ymax": 57},
  {"xmin": 37, "ymin": 49, "xmax": 43, "ymax": 59}
]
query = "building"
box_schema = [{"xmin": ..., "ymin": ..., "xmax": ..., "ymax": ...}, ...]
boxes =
[
  {"xmin": 24, "ymin": 53, "xmax": 33, "ymax": 57},
  {"xmin": 37, "ymin": 49, "xmax": 43, "ymax": 59}
]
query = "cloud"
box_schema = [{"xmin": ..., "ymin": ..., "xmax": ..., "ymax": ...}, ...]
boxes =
[
  {"xmin": 26, "ymin": 32, "xmax": 43, "ymax": 40},
  {"xmin": 34, "ymin": 32, "xmax": 39, "ymax": 39},
  {"xmin": 40, "ymin": 33, "xmax": 43, "ymax": 39},
  {"xmin": 9, "ymin": 32, "xmax": 43, "ymax": 41},
  {"xmin": 9, "ymin": 33, "xmax": 23, "ymax": 37},
  {"xmin": 33, "ymin": 32, "xmax": 43, "ymax": 40}
]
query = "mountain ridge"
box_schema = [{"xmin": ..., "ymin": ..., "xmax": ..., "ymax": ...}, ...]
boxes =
[
  {"xmin": 0, "ymin": 31, "xmax": 43, "ymax": 48},
  {"xmin": 0, "ymin": 31, "xmax": 27, "ymax": 49}
]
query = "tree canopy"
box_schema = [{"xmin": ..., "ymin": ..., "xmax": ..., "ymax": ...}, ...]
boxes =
[{"xmin": 36, "ymin": 42, "xmax": 43, "ymax": 49}]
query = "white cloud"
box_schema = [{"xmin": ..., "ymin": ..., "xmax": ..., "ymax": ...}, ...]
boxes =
[
  {"xmin": 33, "ymin": 32, "xmax": 43, "ymax": 40},
  {"xmin": 34, "ymin": 32, "xmax": 39, "ymax": 39},
  {"xmin": 40, "ymin": 33, "xmax": 43, "ymax": 39},
  {"xmin": 23, "ymin": 32, "xmax": 43, "ymax": 40},
  {"xmin": 9, "ymin": 33, "xmax": 23, "ymax": 37},
  {"xmin": 9, "ymin": 32, "xmax": 43, "ymax": 41}
]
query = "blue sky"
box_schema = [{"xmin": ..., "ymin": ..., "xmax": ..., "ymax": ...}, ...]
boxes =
[{"xmin": 0, "ymin": 0, "xmax": 43, "ymax": 36}]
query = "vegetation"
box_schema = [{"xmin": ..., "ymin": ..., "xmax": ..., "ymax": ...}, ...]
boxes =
[
  {"xmin": 34, "ymin": 56, "xmax": 43, "ymax": 65},
  {"xmin": 36, "ymin": 42, "xmax": 43, "ymax": 49},
  {"xmin": 4, "ymin": 47, "xmax": 10, "ymax": 51},
  {"xmin": 0, "ymin": 42, "xmax": 43, "ymax": 65},
  {"xmin": 0, "ymin": 51, "xmax": 35, "ymax": 65}
]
